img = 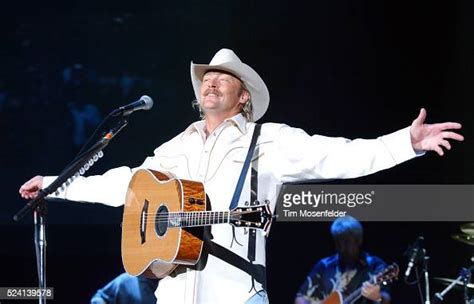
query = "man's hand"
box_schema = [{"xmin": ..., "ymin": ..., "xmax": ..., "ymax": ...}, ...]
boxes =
[
  {"xmin": 19, "ymin": 176, "xmax": 44, "ymax": 200},
  {"xmin": 361, "ymin": 282, "xmax": 382, "ymax": 302},
  {"xmin": 410, "ymin": 108, "xmax": 464, "ymax": 156}
]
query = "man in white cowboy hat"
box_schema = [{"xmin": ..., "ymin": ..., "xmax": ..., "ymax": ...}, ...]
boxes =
[{"xmin": 19, "ymin": 48, "xmax": 463, "ymax": 304}]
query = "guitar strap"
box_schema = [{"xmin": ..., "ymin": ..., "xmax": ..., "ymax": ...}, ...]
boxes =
[
  {"xmin": 228, "ymin": 123, "xmax": 261, "ymax": 210},
  {"xmin": 202, "ymin": 240, "xmax": 267, "ymax": 290},
  {"xmin": 248, "ymin": 159, "xmax": 258, "ymax": 262},
  {"xmin": 246, "ymin": 137, "xmax": 260, "ymax": 291},
  {"xmin": 204, "ymin": 123, "xmax": 267, "ymax": 290},
  {"xmin": 342, "ymin": 262, "xmax": 369, "ymax": 296}
]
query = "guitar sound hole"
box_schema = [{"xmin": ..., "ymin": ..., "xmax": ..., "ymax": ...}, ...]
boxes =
[{"xmin": 155, "ymin": 205, "xmax": 169, "ymax": 237}]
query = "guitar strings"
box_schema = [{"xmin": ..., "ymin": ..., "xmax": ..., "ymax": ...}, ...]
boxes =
[
  {"xmin": 141, "ymin": 214, "xmax": 249, "ymax": 222},
  {"xmin": 140, "ymin": 210, "xmax": 261, "ymax": 219},
  {"xmin": 135, "ymin": 210, "xmax": 262, "ymax": 225}
]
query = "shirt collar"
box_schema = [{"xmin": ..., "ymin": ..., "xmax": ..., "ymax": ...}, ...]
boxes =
[{"xmin": 182, "ymin": 113, "xmax": 249, "ymax": 139}]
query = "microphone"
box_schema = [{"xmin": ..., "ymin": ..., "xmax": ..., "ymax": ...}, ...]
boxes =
[
  {"xmin": 404, "ymin": 236, "xmax": 424, "ymax": 279},
  {"xmin": 111, "ymin": 95, "xmax": 154, "ymax": 116}
]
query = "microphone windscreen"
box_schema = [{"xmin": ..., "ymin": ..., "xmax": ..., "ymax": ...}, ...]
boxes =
[{"xmin": 140, "ymin": 95, "xmax": 154, "ymax": 110}]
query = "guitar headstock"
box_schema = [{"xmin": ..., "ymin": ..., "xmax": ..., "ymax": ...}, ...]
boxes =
[
  {"xmin": 376, "ymin": 263, "xmax": 400, "ymax": 285},
  {"xmin": 230, "ymin": 202, "xmax": 273, "ymax": 233}
]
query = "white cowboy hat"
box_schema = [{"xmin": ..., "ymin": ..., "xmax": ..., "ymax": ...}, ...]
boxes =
[{"xmin": 190, "ymin": 48, "xmax": 270, "ymax": 121}]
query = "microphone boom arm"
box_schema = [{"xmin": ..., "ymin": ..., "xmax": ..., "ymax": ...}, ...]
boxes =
[{"xmin": 13, "ymin": 117, "xmax": 129, "ymax": 222}]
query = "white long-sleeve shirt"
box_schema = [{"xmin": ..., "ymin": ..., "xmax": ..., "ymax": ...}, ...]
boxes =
[{"xmin": 44, "ymin": 114, "xmax": 417, "ymax": 304}]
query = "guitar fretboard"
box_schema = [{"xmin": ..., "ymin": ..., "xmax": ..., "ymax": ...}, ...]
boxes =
[{"xmin": 167, "ymin": 211, "xmax": 231, "ymax": 228}]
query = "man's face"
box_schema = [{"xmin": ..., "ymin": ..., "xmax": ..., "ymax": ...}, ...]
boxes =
[
  {"xmin": 334, "ymin": 234, "xmax": 362, "ymax": 265},
  {"xmin": 200, "ymin": 70, "xmax": 248, "ymax": 117}
]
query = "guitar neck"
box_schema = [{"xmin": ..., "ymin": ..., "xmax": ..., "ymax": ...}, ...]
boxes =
[
  {"xmin": 167, "ymin": 210, "xmax": 231, "ymax": 228},
  {"xmin": 342, "ymin": 286, "xmax": 363, "ymax": 304},
  {"xmin": 343, "ymin": 276, "xmax": 376, "ymax": 304},
  {"xmin": 340, "ymin": 263, "xmax": 398, "ymax": 304}
]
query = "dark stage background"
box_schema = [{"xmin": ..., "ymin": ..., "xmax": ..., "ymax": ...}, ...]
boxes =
[{"xmin": 1, "ymin": 1, "xmax": 473, "ymax": 303}]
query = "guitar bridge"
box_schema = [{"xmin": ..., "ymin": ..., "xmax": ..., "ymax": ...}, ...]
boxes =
[{"xmin": 140, "ymin": 200, "xmax": 149, "ymax": 244}]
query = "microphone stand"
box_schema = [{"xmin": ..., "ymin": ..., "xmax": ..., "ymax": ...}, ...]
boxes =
[
  {"xmin": 33, "ymin": 209, "xmax": 46, "ymax": 304},
  {"xmin": 13, "ymin": 116, "xmax": 129, "ymax": 303},
  {"xmin": 422, "ymin": 250, "xmax": 431, "ymax": 304},
  {"xmin": 462, "ymin": 266, "xmax": 472, "ymax": 304},
  {"xmin": 404, "ymin": 237, "xmax": 428, "ymax": 304},
  {"xmin": 432, "ymin": 266, "xmax": 473, "ymax": 304}
]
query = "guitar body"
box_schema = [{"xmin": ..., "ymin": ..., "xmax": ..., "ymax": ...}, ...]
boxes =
[
  {"xmin": 320, "ymin": 263, "xmax": 399, "ymax": 304},
  {"xmin": 121, "ymin": 169, "xmax": 207, "ymax": 278},
  {"xmin": 321, "ymin": 291, "xmax": 343, "ymax": 304}
]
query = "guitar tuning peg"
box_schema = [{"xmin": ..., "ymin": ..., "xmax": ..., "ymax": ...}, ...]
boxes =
[
  {"xmin": 93, "ymin": 154, "xmax": 99, "ymax": 162},
  {"xmin": 79, "ymin": 168, "xmax": 85, "ymax": 175},
  {"xmin": 83, "ymin": 163, "xmax": 90, "ymax": 171},
  {"xmin": 88, "ymin": 159, "xmax": 94, "ymax": 166},
  {"xmin": 97, "ymin": 151, "xmax": 104, "ymax": 158}
]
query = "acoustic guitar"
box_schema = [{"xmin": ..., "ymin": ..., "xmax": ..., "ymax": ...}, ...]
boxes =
[
  {"xmin": 322, "ymin": 263, "xmax": 399, "ymax": 304},
  {"xmin": 121, "ymin": 169, "xmax": 273, "ymax": 279}
]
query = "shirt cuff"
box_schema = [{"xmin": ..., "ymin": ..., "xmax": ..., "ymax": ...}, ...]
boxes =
[
  {"xmin": 43, "ymin": 176, "xmax": 56, "ymax": 188},
  {"xmin": 42, "ymin": 176, "xmax": 65, "ymax": 199},
  {"xmin": 380, "ymin": 126, "xmax": 425, "ymax": 164}
]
